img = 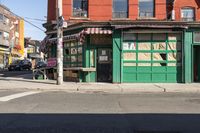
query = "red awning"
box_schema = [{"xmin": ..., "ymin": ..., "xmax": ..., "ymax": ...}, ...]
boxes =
[
  {"xmin": 84, "ymin": 28, "xmax": 112, "ymax": 35},
  {"xmin": 79, "ymin": 28, "xmax": 112, "ymax": 43},
  {"xmin": 41, "ymin": 28, "xmax": 112, "ymax": 48}
]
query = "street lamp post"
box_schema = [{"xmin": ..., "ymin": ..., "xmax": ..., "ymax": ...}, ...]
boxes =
[{"xmin": 56, "ymin": 0, "xmax": 63, "ymax": 85}]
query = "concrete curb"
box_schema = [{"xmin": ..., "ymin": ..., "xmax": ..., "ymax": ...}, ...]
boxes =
[{"xmin": 1, "ymin": 77, "xmax": 200, "ymax": 94}]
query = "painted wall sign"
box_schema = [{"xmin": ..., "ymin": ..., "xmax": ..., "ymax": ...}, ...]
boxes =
[{"xmin": 123, "ymin": 42, "xmax": 136, "ymax": 50}]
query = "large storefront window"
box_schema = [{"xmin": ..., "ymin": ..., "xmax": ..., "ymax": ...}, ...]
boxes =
[
  {"xmin": 123, "ymin": 33, "xmax": 182, "ymax": 66},
  {"xmin": 48, "ymin": 44, "xmax": 57, "ymax": 58},
  {"xmin": 122, "ymin": 32, "xmax": 182, "ymax": 82},
  {"xmin": 113, "ymin": 0, "xmax": 128, "ymax": 18},
  {"xmin": 73, "ymin": 0, "xmax": 88, "ymax": 18},
  {"xmin": 63, "ymin": 41, "xmax": 83, "ymax": 68},
  {"xmin": 139, "ymin": 0, "xmax": 155, "ymax": 18}
]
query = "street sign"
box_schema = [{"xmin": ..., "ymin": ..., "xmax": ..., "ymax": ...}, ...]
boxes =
[{"xmin": 58, "ymin": 16, "xmax": 67, "ymax": 28}]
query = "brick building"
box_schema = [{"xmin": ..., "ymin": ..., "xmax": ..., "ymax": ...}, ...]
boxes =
[
  {"xmin": 43, "ymin": 0, "xmax": 200, "ymax": 83},
  {"xmin": 0, "ymin": 4, "xmax": 24, "ymax": 69}
]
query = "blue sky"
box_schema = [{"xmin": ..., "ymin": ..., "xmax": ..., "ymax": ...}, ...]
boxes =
[{"xmin": 1, "ymin": 0, "xmax": 47, "ymax": 41}]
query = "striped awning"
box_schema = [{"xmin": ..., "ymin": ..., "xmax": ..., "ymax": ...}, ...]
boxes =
[
  {"xmin": 79, "ymin": 28, "xmax": 112, "ymax": 43},
  {"xmin": 41, "ymin": 28, "xmax": 112, "ymax": 48},
  {"xmin": 63, "ymin": 33, "xmax": 80, "ymax": 40},
  {"xmin": 84, "ymin": 28, "xmax": 112, "ymax": 35},
  {"xmin": 0, "ymin": 51, "xmax": 10, "ymax": 55},
  {"xmin": 0, "ymin": 47, "xmax": 10, "ymax": 55}
]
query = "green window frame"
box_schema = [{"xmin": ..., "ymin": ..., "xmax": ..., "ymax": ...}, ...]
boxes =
[
  {"xmin": 193, "ymin": 32, "xmax": 200, "ymax": 44},
  {"xmin": 122, "ymin": 32, "xmax": 183, "ymax": 83},
  {"xmin": 63, "ymin": 41, "xmax": 83, "ymax": 68},
  {"xmin": 122, "ymin": 33, "xmax": 182, "ymax": 67}
]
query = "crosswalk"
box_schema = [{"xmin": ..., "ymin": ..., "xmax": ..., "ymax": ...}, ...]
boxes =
[{"xmin": 0, "ymin": 91, "xmax": 42, "ymax": 102}]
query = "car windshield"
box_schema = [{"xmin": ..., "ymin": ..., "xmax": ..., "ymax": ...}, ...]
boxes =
[{"xmin": 12, "ymin": 60, "xmax": 20, "ymax": 65}]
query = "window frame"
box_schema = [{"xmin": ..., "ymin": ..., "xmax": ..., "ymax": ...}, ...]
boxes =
[
  {"xmin": 138, "ymin": 0, "xmax": 155, "ymax": 19},
  {"xmin": 0, "ymin": 32, "xmax": 2, "ymax": 39},
  {"xmin": 193, "ymin": 32, "xmax": 200, "ymax": 43},
  {"xmin": 181, "ymin": 7, "xmax": 195, "ymax": 22},
  {"xmin": 72, "ymin": 0, "xmax": 88, "ymax": 18},
  {"xmin": 112, "ymin": 0, "xmax": 129, "ymax": 19},
  {"xmin": 122, "ymin": 32, "xmax": 182, "ymax": 67}
]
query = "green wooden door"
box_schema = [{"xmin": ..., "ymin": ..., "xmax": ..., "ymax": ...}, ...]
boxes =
[
  {"xmin": 122, "ymin": 33, "xmax": 182, "ymax": 83},
  {"xmin": 193, "ymin": 45, "xmax": 200, "ymax": 82}
]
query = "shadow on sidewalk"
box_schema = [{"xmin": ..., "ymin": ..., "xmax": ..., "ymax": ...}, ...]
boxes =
[
  {"xmin": 0, "ymin": 113, "xmax": 199, "ymax": 133},
  {"xmin": 0, "ymin": 78, "xmax": 56, "ymax": 85},
  {"xmin": 0, "ymin": 71, "xmax": 32, "ymax": 79},
  {"xmin": 0, "ymin": 71, "xmax": 58, "ymax": 85}
]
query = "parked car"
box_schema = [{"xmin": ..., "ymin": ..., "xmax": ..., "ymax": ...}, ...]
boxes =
[
  {"xmin": 8, "ymin": 59, "xmax": 32, "ymax": 71},
  {"xmin": 8, "ymin": 60, "xmax": 21, "ymax": 71},
  {"xmin": 35, "ymin": 61, "xmax": 47, "ymax": 69}
]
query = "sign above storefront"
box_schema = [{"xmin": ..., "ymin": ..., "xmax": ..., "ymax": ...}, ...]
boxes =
[{"xmin": 47, "ymin": 58, "xmax": 57, "ymax": 67}]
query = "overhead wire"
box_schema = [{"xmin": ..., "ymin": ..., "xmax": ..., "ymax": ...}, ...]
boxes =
[
  {"xmin": 3, "ymin": 5, "xmax": 47, "ymax": 32},
  {"xmin": 24, "ymin": 17, "xmax": 46, "ymax": 22},
  {"xmin": 23, "ymin": 19, "xmax": 46, "ymax": 32}
]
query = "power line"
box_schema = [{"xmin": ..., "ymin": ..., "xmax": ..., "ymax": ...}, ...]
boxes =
[
  {"xmin": 25, "ymin": 17, "xmax": 46, "ymax": 22},
  {"xmin": 24, "ymin": 19, "xmax": 45, "ymax": 32},
  {"xmin": 8, "ymin": 10, "xmax": 46, "ymax": 32},
  {"xmin": 0, "ymin": 3, "xmax": 46, "ymax": 32},
  {"xmin": 28, "ymin": 20, "xmax": 45, "ymax": 24}
]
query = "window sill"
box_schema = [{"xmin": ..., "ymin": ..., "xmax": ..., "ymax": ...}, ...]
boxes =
[
  {"xmin": 111, "ymin": 18, "xmax": 130, "ymax": 21},
  {"xmin": 137, "ymin": 17, "xmax": 157, "ymax": 20},
  {"xmin": 69, "ymin": 17, "xmax": 90, "ymax": 20}
]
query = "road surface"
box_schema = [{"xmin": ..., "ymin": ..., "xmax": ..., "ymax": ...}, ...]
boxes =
[{"xmin": 0, "ymin": 89, "xmax": 200, "ymax": 133}]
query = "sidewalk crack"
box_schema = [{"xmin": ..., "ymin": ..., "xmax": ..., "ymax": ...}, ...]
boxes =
[{"xmin": 154, "ymin": 84, "xmax": 166, "ymax": 92}]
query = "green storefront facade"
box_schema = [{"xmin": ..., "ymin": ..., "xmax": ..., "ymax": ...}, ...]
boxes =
[{"xmin": 46, "ymin": 21, "xmax": 200, "ymax": 83}]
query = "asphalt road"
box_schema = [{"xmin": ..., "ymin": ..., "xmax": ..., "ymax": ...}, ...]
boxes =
[{"xmin": 0, "ymin": 90, "xmax": 200, "ymax": 133}]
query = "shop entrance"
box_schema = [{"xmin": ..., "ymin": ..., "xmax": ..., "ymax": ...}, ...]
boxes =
[
  {"xmin": 193, "ymin": 45, "xmax": 200, "ymax": 82},
  {"xmin": 97, "ymin": 48, "xmax": 112, "ymax": 82}
]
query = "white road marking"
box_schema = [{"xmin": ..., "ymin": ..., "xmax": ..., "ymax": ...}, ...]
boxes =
[{"xmin": 0, "ymin": 91, "xmax": 41, "ymax": 102}]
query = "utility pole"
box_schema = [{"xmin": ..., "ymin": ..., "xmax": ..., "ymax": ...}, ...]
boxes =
[{"xmin": 56, "ymin": 0, "xmax": 63, "ymax": 85}]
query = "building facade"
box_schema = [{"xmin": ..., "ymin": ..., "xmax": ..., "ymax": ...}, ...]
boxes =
[
  {"xmin": 0, "ymin": 5, "xmax": 11, "ymax": 69},
  {"xmin": 25, "ymin": 38, "xmax": 43, "ymax": 68},
  {"xmin": 43, "ymin": 0, "xmax": 200, "ymax": 83},
  {"xmin": 0, "ymin": 4, "xmax": 24, "ymax": 69}
]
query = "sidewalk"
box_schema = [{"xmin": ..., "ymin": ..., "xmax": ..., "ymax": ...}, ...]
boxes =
[{"xmin": 1, "ymin": 76, "xmax": 200, "ymax": 93}]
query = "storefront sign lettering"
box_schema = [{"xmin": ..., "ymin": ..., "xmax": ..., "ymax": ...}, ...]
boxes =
[{"xmin": 47, "ymin": 58, "xmax": 57, "ymax": 67}]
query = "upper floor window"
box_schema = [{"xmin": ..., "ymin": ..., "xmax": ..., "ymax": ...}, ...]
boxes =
[
  {"xmin": 113, "ymin": 0, "xmax": 128, "ymax": 18},
  {"xmin": 181, "ymin": 8, "xmax": 195, "ymax": 21},
  {"xmin": 139, "ymin": 0, "xmax": 155, "ymax": 18},
  {"xmin": 0, "ymin": 14, "xmax": 3, "ymax": 21},
  {"xmin": 73, "ymin": 0, "xmax": 88, "ymax": 18},
  {"xmin": 3, "ymin": 32, "xmax": 9, "ymax": 40},
  {"xmin": 4, "ymin": 16, "xmax": 9, "ymax": 25},
  {"xmin": 0, "ymin": 32, "xmax": 2, "ymax": 38}
]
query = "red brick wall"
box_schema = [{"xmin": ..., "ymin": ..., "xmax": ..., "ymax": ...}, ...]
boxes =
[
  {"xmin": 47, "ymin": 0, "xmax": 167, "ymax": 22},
  {"xmin": 174, "ymin": 0, "xmax": 200, "ymax": 21},
  {"xmin": 47, "ymin": 0, "xmax": 56, "ymax": 21},
  {"xmin": 155, "ymin": 0, "xmax": 166, "ymax": 20},
  {"xmin": 129, "ymin": 0, "xmax": 138, "ymax": 20},
  {"xmin": 89, "ymin": 0, "xmax": 112, "ymax": 20},
  {"xmin": 63, "ymin": 0, "xmax": 72, "ymax": 20}
]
